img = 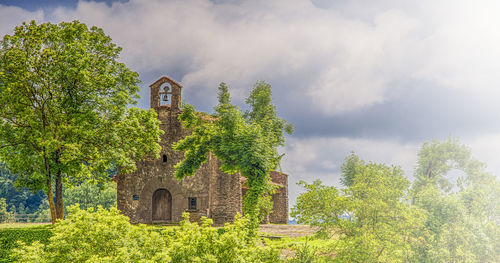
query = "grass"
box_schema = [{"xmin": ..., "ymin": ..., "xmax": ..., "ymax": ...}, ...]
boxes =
[
  {"xmin": 0, "ymin": 222, "xmax": 51, "ymax": 229},
  {"xmin": 263, "ymin": 235, "xmax": 336, "ymax": 262},
  {"xmin": 0, "ymin": 223, "xmax": 53, "ymax": 263}
]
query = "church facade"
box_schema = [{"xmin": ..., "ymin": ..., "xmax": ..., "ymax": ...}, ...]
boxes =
[{"xmin": 116, "ymin": 76, "xmax": 288, "ymax": 225}]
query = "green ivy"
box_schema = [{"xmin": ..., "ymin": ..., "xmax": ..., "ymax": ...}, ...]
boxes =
[{"xmin": 174, "ymin": 82, "xmax": 292, "ymax": 227}]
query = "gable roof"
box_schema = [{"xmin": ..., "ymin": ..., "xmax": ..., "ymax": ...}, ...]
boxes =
[{"xmin": 149, "ymin": 76, "xmax": 183, "ymax": 88}]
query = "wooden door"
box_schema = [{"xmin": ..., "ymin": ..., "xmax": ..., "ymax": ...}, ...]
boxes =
[{"xmin": 152, "ymin": 189, "xmax": 172, "ymax": 221}]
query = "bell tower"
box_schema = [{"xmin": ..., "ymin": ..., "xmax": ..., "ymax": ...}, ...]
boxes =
[{"xmin": 149, "ymin": 76, "xmax": 182, "ymax": 112}]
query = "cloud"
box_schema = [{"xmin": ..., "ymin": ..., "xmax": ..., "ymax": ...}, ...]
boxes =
[
  {"xmin": 0, "ymin": 4, "xmax": 44, "ymax": 36},
  {"xmin": 4, "ymin": 0, "xmax": 500, "ymax": 116},
  {"xmin": 5, "ymin": 0, "xmax": 421, "ymax": 114},
  {"xmin": 465, "ymin": 134, "xmax": 500, "ymax": 177},
  {"xmin": 412, "ymin": 1, "xmax": 500, "ymax": 96}
]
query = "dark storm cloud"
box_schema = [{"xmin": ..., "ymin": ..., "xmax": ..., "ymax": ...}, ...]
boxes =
[{"xmin": 284, "ymin": 84, "xmax": 500, "ymax": 142}]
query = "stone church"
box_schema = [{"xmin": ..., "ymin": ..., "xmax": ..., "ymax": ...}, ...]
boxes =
[{"xmin": 116, "ymin": 76, "xmax": 288, "ymax": 225}]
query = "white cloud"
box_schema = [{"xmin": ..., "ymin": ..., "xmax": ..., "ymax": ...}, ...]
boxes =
[
  {"xmin": 414, "ymin": 1, "xmax": 500, "ymax": 95},
  {"xmin": 0, "ymin": 5, "xmax": 44, "ymax": 36},
  {"xmin": 465, "ymin": 133, "xmax": 500, "ymax": 177}
]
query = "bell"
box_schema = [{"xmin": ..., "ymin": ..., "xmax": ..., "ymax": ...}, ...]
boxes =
[{"xmin": 163, "ymin": 93, "xmax": 169, "ymax": 102}]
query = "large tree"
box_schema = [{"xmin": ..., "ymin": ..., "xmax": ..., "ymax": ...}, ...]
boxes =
[
  {"xmin": 292, "ymin": 155, "xmax": 425, "ymax": 262},
  {"xmin": 0, "ymin": 21, "xmax": 162, "ymax": 224},
  {"xmin": 411, "ymin": 139, "xmax": 500, "ymax": 262},
  {"xmin": 174, "ymin": 81, "xmax": 292, "ymax": 225}
]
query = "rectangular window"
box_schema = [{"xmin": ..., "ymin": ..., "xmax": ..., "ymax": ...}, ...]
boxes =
[{"xmin": 188, "ymin": 197, "xmax": 197, "ymax": 210}]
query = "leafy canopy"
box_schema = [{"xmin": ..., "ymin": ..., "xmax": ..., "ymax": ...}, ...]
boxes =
[
  {"xmin": 0, "ymin": 20, "xmax": 162, "ymax": 222},
  {"xmin": 292, "ymin": 155, "xmax": 425, "ymax": 262},
  {"xmin": 410, "ymin": 139, "xmax": 500, "ymax": 263}
]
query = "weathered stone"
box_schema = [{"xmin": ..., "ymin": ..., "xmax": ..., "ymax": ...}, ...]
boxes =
[{"xmin": 116, "ymin": 76, "xmax": 288, "ymax": 225}]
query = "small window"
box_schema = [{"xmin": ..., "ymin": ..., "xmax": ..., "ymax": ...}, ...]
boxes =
[
  {"xmin": 188, "ymin": 197, "xmax": 197, "ymax": 210},
  {"xmin": 162, "ymin": 154, "xmax": 167, "ymax": 163}
]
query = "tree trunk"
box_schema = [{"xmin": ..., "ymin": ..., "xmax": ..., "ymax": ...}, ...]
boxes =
[
  {"xmin": 44, "ymin": 156, "xmax": 57, "ymax": 224},
  {"xmin": 55, "ymin": 170, "xmax": 64, "ymax": 220},
  {"xmin": 46, "ymin": 178, "xmax": 57, "ymax": 225},
  {"xmin": 54, "ymin": 149, "xmax": 64, "ymax": 220}
]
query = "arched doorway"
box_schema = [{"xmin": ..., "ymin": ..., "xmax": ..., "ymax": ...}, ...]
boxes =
[{"xmin": 152, "ymin": 189, "xmax": 172, "ymax": 221}]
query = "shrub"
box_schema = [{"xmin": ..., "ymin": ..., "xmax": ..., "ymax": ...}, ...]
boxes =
[{"xmin": 13, "ymin": 205, "xmax": 282, "ymax": 262}]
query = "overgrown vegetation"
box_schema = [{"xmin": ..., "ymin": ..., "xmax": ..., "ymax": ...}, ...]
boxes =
[
  {"xmin": 292, "ymin": 139, "xmax": 500, "ymax": 262},
  {"xmin": 174, "ymin": 82, "xmax": 292, "ymax": 227},
  {"xmin": 5, "ymin": 137, "xmax": 499, "ymax": 262},
  {"xmin": 11, "ymin": 205, "xmax": 283, "ymax": 263}
]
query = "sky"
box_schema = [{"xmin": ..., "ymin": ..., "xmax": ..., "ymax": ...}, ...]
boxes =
[{"xmin": 2, "ymin": 0, "xmax": 500, "ymax": 210}]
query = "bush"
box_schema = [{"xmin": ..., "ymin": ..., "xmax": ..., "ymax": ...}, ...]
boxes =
[
  {"xmin": 287, "ymin": 239, "xmax": 317, "ymax": 263},
  {"xmin": 14, "ymin": 205, "xmax": 282, "ymax": 262},
  {"xmin": 0, "ymin": 225, "xmax": 52, "ymax": 263}
]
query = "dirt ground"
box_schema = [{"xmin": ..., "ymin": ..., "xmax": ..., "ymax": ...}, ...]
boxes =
[{"xmin": 258, "ymin": 224, "xmax": 318, "ymax": 238}]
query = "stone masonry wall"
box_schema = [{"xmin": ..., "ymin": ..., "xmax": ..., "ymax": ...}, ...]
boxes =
[
  {"xmin": 117, "ymin": 106, "xmax": 213, "ymax": 223},
  {"xmin": 268, "ymin": 171, "xmax": 289, "ymax": 224},
  {"xmin": 210, "ymin": 163, "xmax": 242, "ymax": 225},
  {"xmin": 118, "ymin": 76, "xmax": 288, "ymax": 225}
]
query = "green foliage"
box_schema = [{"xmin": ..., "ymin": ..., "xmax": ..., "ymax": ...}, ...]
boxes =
[
  {"xmin": 0, "ymin": 20, "xmax": 162, "ymax": 223},
  {"xmin": 293, "ymin": 139, "xmax": 500, "ymax": 262},
  {"xmin": 0, "ymin": 166, "xmax": 45, "ymax": 216},
  {"xmin": 174, "ymin": 81, "xmax": 292, "ymax": 223},
  {"xmin": 0, "ymin": 225, "xmax": 52, "ymax": 263},
  {"xmin": 293, "ymin": 155, "xmax": 426, "ymax": 262},
  {"xmin": 410, "ymin": 139, "xmax": 500, "ymax": 262},
  {"xmin": 0, "ymin": 164, "xmax": 116, "ymax": 222},
  {"xmin": 412, "ymin": 138, "xmax": 488, "ymax": 193},
  {"xmin": 336, "ymin": 161, "xmax": 425, "ymax": 263},
  {"xmin": 63, "ymin": 180, "xmax": 116, "ymax": 211},
  {"xmin": 256, "ymin": 182, "xmax": 278, "ymax": 223},
  {"xmin": 168, "ymin": 213, "xmax": 281, "ymax": 263},
  {"xmin": 0, "ymin": 198, "xmax": 10, "ymax": 223},
  {"xmin": 340, "ymin": 152, "xmax": 364, "ymax": 187},
  {"xmin": 264, "ymin": 235, "xmax": 335, "ymax": 263},
  {"xmin": 34, "ymin": 180, "xmax": 117, "ymax": 220},
  {"xmin": 13, "ymin": 205, "xmax": 164, "ymax": 262},
  {"xmin": 13, "ymin": 206, "xmax": 282, "ymax": 262},
  {"xmin": 291, "ymin": 180, "xmax": 343, "ymax": 238},
  {"xmin": 286, "ymin": 238, "xmax": 320, "ymax": 263}
]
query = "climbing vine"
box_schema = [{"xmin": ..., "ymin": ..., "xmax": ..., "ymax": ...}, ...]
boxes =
[{"xmin": 173, "ymin": 82, "xmax": 292, "ymax": 226}]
